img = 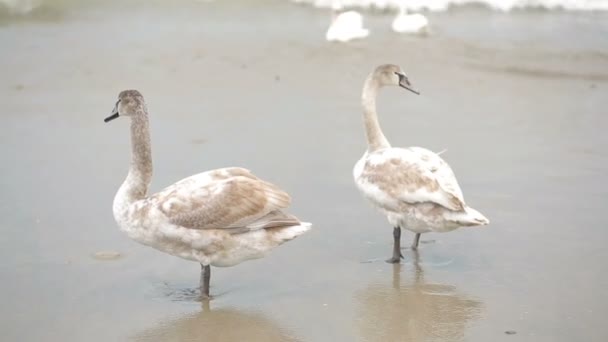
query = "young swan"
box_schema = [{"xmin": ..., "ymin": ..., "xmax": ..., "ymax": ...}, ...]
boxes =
[
  {"xmin": 391, "ymin": 7, "xmax": 429, "ymax": 34},
  {"xmin": 325, "ymin": 2, "xmax": 369, "ymax": 43},
  {"xmin": 353, "ymin": 65, "xmax": 489, "ymax": 263},
  {"xmin": 104, "ymin": 90, "xmax": 311, "ymax": 299}
]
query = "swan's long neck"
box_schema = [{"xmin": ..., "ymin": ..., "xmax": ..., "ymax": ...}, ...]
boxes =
[
  {"xmin": 361, "ymin": 75, "xmax": 390, "ymax": 151},
  {"xmin": 114, "ymin": 107, "xmax": 153, "ymax": 215}
]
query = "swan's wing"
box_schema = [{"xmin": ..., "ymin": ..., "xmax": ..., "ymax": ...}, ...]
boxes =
[
  {"xmin": 150, "ymin": 168, "xmax": 299, "ymax": 232},
  {"xmin": 357, "ymin": 147, "xmax": 465, "ymax": 211},
  {"xmin": 408, "ymin": 147, "xmax": 464, "ymax": 204}
]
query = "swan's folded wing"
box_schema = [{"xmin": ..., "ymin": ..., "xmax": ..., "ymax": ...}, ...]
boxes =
[
  {"xmin": 408, "ymin": 147, "xmax": 464, "ymax": 206},
  {"xmin": 153, "ymin": 174, "xmax": 296, "ymax": 232},
  {"xmin": 359, "ymin": 148, "xmax": 465, "ymax": 211}
]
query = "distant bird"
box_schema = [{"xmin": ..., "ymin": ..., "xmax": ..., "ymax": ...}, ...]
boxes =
[
  {"xmin": 391, "ymin": 6, "xmax": 429, "ymax": 34},
  {"xmin": 325, "ymin": 2, "xmax": 369, "ymax": 42},
  {"xmin": 353, "ymin": 65, "xmax": 489, "ymax": 263},
  {"xmin": 105, "ymin": 90, "xmax": 311, "ymax": 299}
]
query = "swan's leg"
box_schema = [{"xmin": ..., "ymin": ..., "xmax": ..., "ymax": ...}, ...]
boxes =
[
  {"xmin": 200, "ymin": 264, "xmax": 211, "ymax": 300},
  {"xmin": 412, "ymin": 233, "xmax": 421, "ymax": 250},
  {"xmin": 386, "ymin": 227, "xmax": 404, "ymax": 263}
]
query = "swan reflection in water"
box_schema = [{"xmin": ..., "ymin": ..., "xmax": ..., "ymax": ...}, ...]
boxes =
[
  {"xmin": 134, "ymin": 301, "xmax": 300, "ymax": 342},
  {"xmin": 356, "ymin": 252, "xmax": 483, "ymax": 342}
]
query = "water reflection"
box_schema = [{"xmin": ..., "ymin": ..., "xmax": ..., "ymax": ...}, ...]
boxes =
[
  {"xmin": 356, "ymin": 252, "xmax": 483, "ymax": 342},
  {"xmin": 135, "ymin": 301, "xmax": 300, "ymax": 342}
]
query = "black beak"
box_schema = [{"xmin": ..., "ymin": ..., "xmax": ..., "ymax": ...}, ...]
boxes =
[
  {"xmin": 396, "ymin": 72, "xmax": 420, "ymax": 95},
  {"xmin": 104, "ymin": 112, "xmax": 119, "ymax": 123},
  {"xmin": 105, "ymin": 100, "xmax": 120, "ymax": 122}
]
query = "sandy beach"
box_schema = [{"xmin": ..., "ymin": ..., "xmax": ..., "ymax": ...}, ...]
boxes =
[{"xmin": 1, "ymin": 0, "xmax": 607, "ymax": 341}]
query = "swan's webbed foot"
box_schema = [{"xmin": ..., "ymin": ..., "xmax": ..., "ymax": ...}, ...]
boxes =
[
  {"xmin": 200, "ymin": 293, "xmax": 213, "ymax": 301},
  {"xmin": 386, "ymin": 253, "xmax": 404, "ymax": 264}
]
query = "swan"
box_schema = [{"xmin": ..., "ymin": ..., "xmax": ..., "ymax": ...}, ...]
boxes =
[
  {"xmin": 353, "ymin": 65, "xmax": 489, "ymax": 263},
  {"xmin": 325, "ymin": 2, "xmax": 369, "ymax": 42},
  {"xmin": 104, "ymin": 90, "xmax": 311, "ymax": 299},
  {"xmin": 391, "ymin": 6, "xmax": 429, "ymax": 34}
]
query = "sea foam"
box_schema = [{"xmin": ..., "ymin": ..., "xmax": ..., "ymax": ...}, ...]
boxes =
[{"xmin": 291, "ymin": 0, "xmax": 608, "ymax": 11}]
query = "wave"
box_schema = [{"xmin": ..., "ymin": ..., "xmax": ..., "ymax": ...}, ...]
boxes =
[
  {"xmin": 3, "ymin": 0, "xmax": 607, "ymax": 16},
  {"xmin": 291, "ymin": 0, "xmax": 608, "ymax": 11},
  {"xmin": 0, "ymin": 0, "xmax": 42, "ymax": 14}
]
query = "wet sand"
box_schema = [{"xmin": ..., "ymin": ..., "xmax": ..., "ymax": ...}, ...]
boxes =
[{"xmin": 1, "ymin": 0, "xmax": 608, "ymax": 341}]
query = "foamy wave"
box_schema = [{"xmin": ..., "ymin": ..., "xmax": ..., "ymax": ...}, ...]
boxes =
[
  {"xmin": 291, "ymin": 0, "xmax": 608, "ymax": 11},
  {"xmin": 0, "ymin": 0, "xmax": 42, "ymax": 14}
]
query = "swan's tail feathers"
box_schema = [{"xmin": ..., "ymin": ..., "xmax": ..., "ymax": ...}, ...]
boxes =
[
  {"xmin": 449, "ymin": 206, "xmax": 490, "ymax": 227},
  {"xmin": 267, "ymin": 222, "xmax": 312, "ymax": 244}
]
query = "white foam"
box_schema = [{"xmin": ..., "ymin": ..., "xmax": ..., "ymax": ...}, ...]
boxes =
[
  {"xmin": 0, "ymin": 0, "xmax": 41, "ymax": 14},
  {"xmin": 291, "ymin": 0, "xmax": 608, "ymax": 11}
]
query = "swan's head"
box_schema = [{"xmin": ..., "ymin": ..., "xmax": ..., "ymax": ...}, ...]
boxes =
[
  {"xmin": 373, "ymin": 64, "xmax": 419, "ymax": 95},
  {"xmin": 104, "ymin": 90, "xmax": 145, "ymax": 122}
]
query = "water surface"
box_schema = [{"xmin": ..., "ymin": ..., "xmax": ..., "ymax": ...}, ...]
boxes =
[{"xmin": 1, "ymin": 1, "xmax": 607, "ymax": 341}]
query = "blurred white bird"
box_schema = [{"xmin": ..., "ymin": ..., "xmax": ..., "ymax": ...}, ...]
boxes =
[
  {"xmin": 391, "ymin": 6, "xmax": 429, "ymax": 34},
  {"xmin": 325, "ymin": 2, "xmax": 369, "ymax": 42}
]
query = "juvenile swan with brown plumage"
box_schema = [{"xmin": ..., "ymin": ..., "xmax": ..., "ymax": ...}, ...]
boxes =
[
  {"xmin": 104, "ymin": 90, "xmax": 311, "ymax": 299},
  {"xmin": 353, "ymin": 65, "xmax": 489, "ymax": 263}
]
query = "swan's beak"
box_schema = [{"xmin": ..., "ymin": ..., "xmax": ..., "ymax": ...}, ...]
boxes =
[
  {"xmin": 104, "ymin": 111, "xmax": 119, "ymax": 123},
  {"xmin": 104, "ymin": 101, "xmax": 120, "ymax": 122},
  {"xmin": 399, "ymin": 76, "xmax": 420, "ymax": 95}
]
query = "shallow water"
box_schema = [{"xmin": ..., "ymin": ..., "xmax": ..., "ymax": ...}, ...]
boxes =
[{"xmin": 1, "ymin": 1, "xmax": 608, "ymax": 341}]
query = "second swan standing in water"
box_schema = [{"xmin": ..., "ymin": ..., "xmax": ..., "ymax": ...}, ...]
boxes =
[
  {"xmin": 353, "ymin": 64, "xmax": 489, "ymax": 263},
  {"xmin": 104, "ymin": 90, "xmax": 311, "ymax": 299}
]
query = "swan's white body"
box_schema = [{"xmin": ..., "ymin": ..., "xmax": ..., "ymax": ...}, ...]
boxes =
[
  {"xmin": 353, "ymin": 65, "xmax": 488, "ymax": 257},
  {"xmin": 108, "ymin": 90, "xmax": 311, "ymax": 272},
  {"xmin": 326, "ymin": 10, "xmax": 369, "ymax": 42},
  {"xmin": 354, "ymin": 147, "xmax": 488, "ymax": 234},
  {"xmin": 114, "ymin": 167, "xmax": 311, "ymax": 267},
  {"xmin": 391, "ymin": 9, "xmax": 429, "ymax": 34}
]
